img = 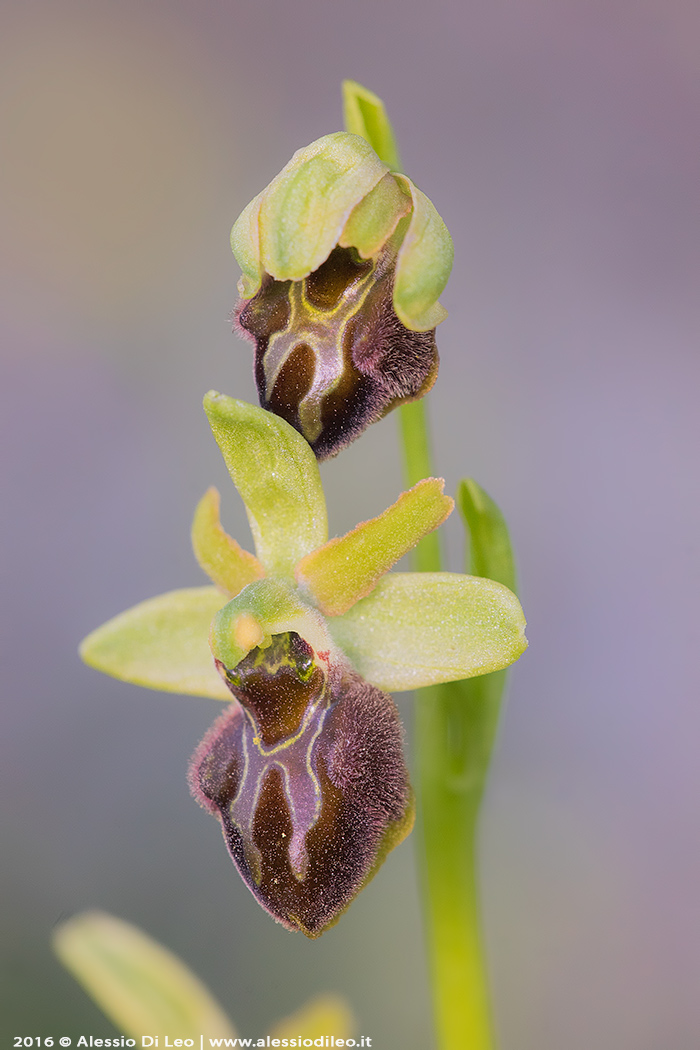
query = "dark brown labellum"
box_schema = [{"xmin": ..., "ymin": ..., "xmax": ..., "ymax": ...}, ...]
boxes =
[
  {"xmin": 234, "ymin": 246, "xmax": 438, "ymax": 460},
  {"xmin": 189, "ymin": 632, "xmax": 414, "ymax": 936}
]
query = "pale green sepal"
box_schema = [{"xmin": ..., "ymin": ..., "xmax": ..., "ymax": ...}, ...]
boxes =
[
  {"xmin": 269, "ymin": 994, "xmax": 355, "ymax": 1042},
  {"xmin": 203, "ymin": 393, "xmax": 328, "ymax": 576},
  {"xmin": 79, "ymin": 586, "xmax": 230, "ymax": 701},
  {"xmin": 192, "ymin": 486, "xmax": 265, "ymax": 597},
  {"xmin": 259, "ymin": 132, "xmax": 388, "ymax": 281},
  {"xmin": 393, "ymin": 174, "xmax": 453, "ymax": 331},
  {"xmin": 295, "ymin": 479, "xmax": 454, "ymax": 617},
  {"xmin": 230, "ymin": 190, "xmax": 264, "ymax": 298},
  {"xmin": 342, "ymin": 80, "xmax": 402, "ymax": 172},
  {"xmin": 339, "ymin": 172, "xmax": 411, "ymax": 258},
  {"xmin": 53, "ymin": 911, "xmax": 236, "ymax": 1039},
  {"xmin": 210, "ymin": 578, "xmax": 334, "ymax": 670},
  {"xmin": 458, "ymin": 478, "xmax": 517, "ymax": 593},
  {"xmin": 328, "ymin": 572, "xmax": 527, "ymax": 692}
]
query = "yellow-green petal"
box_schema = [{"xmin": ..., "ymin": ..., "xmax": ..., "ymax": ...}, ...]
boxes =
[
  {"xmin": 230, "ymin": 189, "xmax": 264, "ymax": 299},
  {"xmin": 79, "ymin": 586, "xmax": 230, "ymax": 701},
  {"xmin": 342, "ymin": 79, "xmax": 402, "ymax": 172},
  {"xmin": 295, "ymin": 479, "xmax": 453, "ymax": 617},
  {"xmin": 269, "ymin": 994, "xmax": 355, "ymax": 1042},
  {"xmin": 259, "ymin": 132, "xmax": 388, "ymax": 281},
  {"xmin": 204, "ymin": 394, "xmax": 328, "ymax": 577},
  {"xmin": 338, "ymin": 171, "xmax": 411, "ymax": 258},
  {"xmin": 392, "ymin": 174, "xmax": 453, "ymax": 331},
  {"xmin": 328, "ymin": 572, "xmax": 527, "ymax": 692},
  {"xmin": 191, "ymin": 486, "xmax": 265, "ymax": 597},
  {"xmin": 53, "ymin": 911, "xmax": 236, "ymax": 1039}
]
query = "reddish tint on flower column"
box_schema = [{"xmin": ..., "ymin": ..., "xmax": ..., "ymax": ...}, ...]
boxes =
[{"xmin": 189, "ymin": 632, "xmax": 414, "ymax": 937}]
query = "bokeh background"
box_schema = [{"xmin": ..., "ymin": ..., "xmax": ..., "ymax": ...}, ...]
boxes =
[{"xmin": 2, "ymin": 0, "xmax": 699, "ymax": 1046}]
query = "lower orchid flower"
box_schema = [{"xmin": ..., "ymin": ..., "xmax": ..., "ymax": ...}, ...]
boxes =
[{"xmin": 80, "ymin": 393, "xmax": 526, "ymax": 936}]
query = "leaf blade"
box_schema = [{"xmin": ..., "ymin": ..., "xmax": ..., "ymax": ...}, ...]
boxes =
[{"xmin": 53, "ymin": 911, "xmax": 236, "ymax": 1039}]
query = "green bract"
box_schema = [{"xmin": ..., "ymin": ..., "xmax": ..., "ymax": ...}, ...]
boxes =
[{"xmin": 80, "ymin": 395, "xmax": 526, "ymax": 936}]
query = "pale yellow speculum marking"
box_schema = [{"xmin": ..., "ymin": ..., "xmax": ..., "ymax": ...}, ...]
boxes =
[
  {"xmin": 230, "ymin": 664, "xmax": 330, "ymax": 882},
  {"xmin": 262, "ymin": 261, "xmax": 379, "ymax": 443}
]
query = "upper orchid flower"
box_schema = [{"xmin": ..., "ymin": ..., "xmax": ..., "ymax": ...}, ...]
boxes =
[
  {"xmin": 231, "ymin": 131, "xmax": 453, "ymax": 460},
  {"xmin": 80, "ymin": 395, "xmax": 526, "ymax": 937}
]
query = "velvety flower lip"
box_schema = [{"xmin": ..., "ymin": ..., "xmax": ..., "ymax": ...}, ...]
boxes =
[
  {"xmin": 230, "ymin": 132, "xmax": 454, "ymax": 459},
  {"xmin": 80, "ymin": 395, "xmax": 527, "ymax": 935}
]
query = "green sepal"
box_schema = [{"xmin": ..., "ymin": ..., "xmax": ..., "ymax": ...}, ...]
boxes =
[
  {"xmin": 230, "ymin": 190, "xmax": 264, "ymax": 299},
  {"xmin": 458, "ymin": 478, "xmax": 517, "ymax": 592},
  {"xmin": 295, "ymin": 479, "xmax": 453, "ymax": 616},
  {"xmin": 210, "ymin": 577, "xmax": 335, "ymax": 671},
  {"xmin": 191, "ymin": 486, "xmax": 265, "ymax": 597},
  {"xmin": 393, "ymin": 174, "xmax": 453, "ymax": 331},
  {"xmin": 258, "ymin": 132, "xmax": 388, "ymax": 281},
  {"xmin": 52, "ymin": 911, "xmax": 236, "ymax": 1039},
  {"xmin": 328, "ymin": 572, "xmax": 527, "ymax": 692},
  {"xmin": 342, "ymin": 80, "xmax": 402, "ymax": 172},
  {"xmin": 79, "ymin": 586, "xmax": 230, "ymax": 701},
  {"xmin": 203, "ymin": 394, "xmax": 328, "ymax": 577},
  {"xmin": 338, "ymin": 171, "xmax": 411, "ymax": 258}
]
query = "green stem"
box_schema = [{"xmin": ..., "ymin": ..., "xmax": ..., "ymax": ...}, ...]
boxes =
[
  {"xmin": 399, "ymin": 401, "xmax": 499, "ymax": 1050},
  {"xmin": 343, "ymin": 80, "xmax": 509, "ymax": 1050}
]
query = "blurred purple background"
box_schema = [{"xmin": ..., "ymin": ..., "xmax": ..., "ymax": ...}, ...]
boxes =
[{"xmin": 1, "ymin": 1, "xmax": 699, "ymax": 1046}]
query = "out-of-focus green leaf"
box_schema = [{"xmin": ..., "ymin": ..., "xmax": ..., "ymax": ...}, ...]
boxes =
[
  {"xmin": 329, "ymin": 572, "xmax": 526, "ymax": 692},
  {"xmin": 191, "ymin": 486, "xmax": 264, "ymax": 597},
  {"xmin": 79, "ymin": 586, "xmax": 230, "ymax": 700},
  {"xmin": 53, "ymin": 911, "xmax": 236, "ymax": 1039},
  {"xmin": 268, "ymin": 993, "xmax": 355, "ymax": 1041},
  {"xmin": 342, "ymin": 79, "xmax": 402, "ymax": 172},
  {"xmin": 204, "ymin": 393, "xmax": 327, "ymax": 577},
  {"xmin": 296, "ymin": 479, "xmax": 453, "ymax": 616}
]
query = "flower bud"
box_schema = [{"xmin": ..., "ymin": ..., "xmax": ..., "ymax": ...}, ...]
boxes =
[
  {"xmin": 189, "ymin": 631, "xmax": 413, "ymax": 937},
  {"xmin": 231, "ymin": 132, "xmax": 453, "ymax": 459}
]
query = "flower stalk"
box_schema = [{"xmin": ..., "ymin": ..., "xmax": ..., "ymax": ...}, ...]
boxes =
[{"xmin": 344, "ymin": 80, "xmax": 515, "ymax": 1050}]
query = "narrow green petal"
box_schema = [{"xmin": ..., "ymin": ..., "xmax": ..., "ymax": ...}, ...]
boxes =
[
  {"xmin": 191, "ymin": 487, "xmax": 265, "ymax": 597},
  {"xmin": 230, "ymin": 189, "xmax": 264, "ymax": 298},
  {"xmin": 203, "ymin": 393, "xmax": 328, "ymax": 576},
  {"xmin": 338, "ymin": 171, "xmax": 411, "ymax": 258},
  {"xmin": 342, "ymin": 79, "xmax": 402, "ymax": 172},
  {"xmin": 296, "ymin": 479, "xmax": 453, "ymax": 616},
  {"xmin": 328, "ymin": 572, "xmax": 527, "ymax": 692},
  {"xmin": 210, "ymin": 577, "xmax": 334, "ymax": 671},
  {"xmin": 79, "ymin": 586, "xmax": 230, "ymax": 701},
  {"xmin": 392, "ymin": 174, "xmax": 453, "ymax": 331},
  {"xmin": 458, "ymin": 478, "xmax": 517, "ymax": 593},
  {"xmin": 53, "ymin": 911, "xmax": 236, "ymax": 1039},
  {"xmin": 259, "ymin": 132, "xmax": 388, "ymax": 280},
  {"xmin": 269, "ymin": 994, "xmax": 355, "ymax": 1042}
]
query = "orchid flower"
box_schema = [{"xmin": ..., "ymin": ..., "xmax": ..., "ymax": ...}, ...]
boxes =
[
  {"xmin": 232, "ymin": 129, "xmax": 453, "ymax": 460},
  {"xmin": 80, "ymin": 394, "xmax": 526, "ymax": 937}
]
